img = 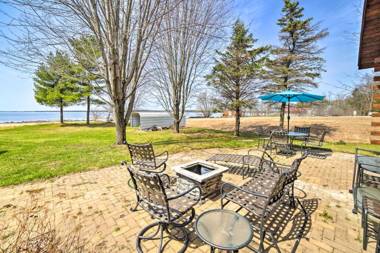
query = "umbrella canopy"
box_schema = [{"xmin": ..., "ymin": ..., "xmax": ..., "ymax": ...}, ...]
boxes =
[
  {"xmin": 259, "ymin": 90, "xmax": 325, "ymax": 103},
  {"xmin": 259, "ymin": 89, "xmax": 325, "ymax": 132}
]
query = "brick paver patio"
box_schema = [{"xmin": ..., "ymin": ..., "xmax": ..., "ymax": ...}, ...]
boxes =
[{"xmin": 0, "ymin": 148, "xmax": 376, "ymax": 252}]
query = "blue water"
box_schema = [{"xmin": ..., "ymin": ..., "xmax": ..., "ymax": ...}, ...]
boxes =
[
  {"xmin": 0, "ymin": 111, "xmax": 203, "ymax": 123},
  {"xmin": 0, "ymin": 111, "xmax": 108, "ymax": 123}
]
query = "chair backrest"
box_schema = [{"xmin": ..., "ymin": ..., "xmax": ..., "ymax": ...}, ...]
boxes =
[
  {"xmin": 284, "ymin": 153, "xmax": 308, "ymax": 185},
  {"xmin": 294, "ymin": 126, "xmax": 311, "ymax": 136},
  {"xmin": 127, "ymin": 143, "xmax": 156, "ymax": 166},
  {"xmin": 127, "ymin": 166, "xmax": 170, "ymax": 216},
  {"xmin": 268, "ymin": 173, "xmax": 287, "ymax": 205},
  {"xmin": 319, "ymin": 131, "xmax": 327, "ymax": 144},
  {"xmin": 271, "ymin": 130, "xmax": 288, "ymax": 145}
]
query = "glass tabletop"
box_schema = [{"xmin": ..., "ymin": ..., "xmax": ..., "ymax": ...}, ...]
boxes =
[
  {"xmin": 287, "ymin": 131, "xmax": 308, "ymax": 137},
  {"xmin": 194, "ymin": 209, "xmax": 253, "ymax": 251}
]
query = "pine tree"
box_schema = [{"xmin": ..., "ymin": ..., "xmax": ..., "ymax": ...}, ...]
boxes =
[
  {"xmin": 266, "ymin": 0, "xmax": 328, "ymax": 128},
  {"xmin": 70, "ymin": 36, "xmax": 104, "ymax": 125},
  {"xmin": 207, "ymin": 20, "xmax": 270, "ymax": 136},
  {"xmin": 34, "ymin": 51, "xmax": 83, "ymax": 124}
]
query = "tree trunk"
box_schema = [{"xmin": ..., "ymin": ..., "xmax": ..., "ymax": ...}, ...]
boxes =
[
  {"xmin": 125, "ymin": 92, "xmax": 136, "ymax": 126},
  {"xmin": 86, "ymin": 95, "xmax": 90, "ymax": 125},
  {"xmin": 174, "ymin": 119, "xmax": 180, "ymax": 133},
  {"xmin": 173, "ymin": 102, "xmax": 180, "ymax": 133},
  {"xmin": 113, "ymin": 100, "xmax": 126, "ymax": 144},
  {"xmin": 234, "ymin": 107, "xmax": 240, "ymax": 136},
  {"xmin": 279, "ymin": 102, "xmax": 286, "ymax": 129},
  {"xmin": 59, "ymin": 99, "xmax": 64, "ymax": 124}
]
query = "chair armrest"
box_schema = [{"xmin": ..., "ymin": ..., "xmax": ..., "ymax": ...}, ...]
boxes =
[
  {"xmin": 120, "ymin": 160, "xmax": 128, "ymax": 167},
  {"xmin": 221, "ymin": 182, "xmax": 269, "ymax": 199},
  {"xmin": 140, "ymin": 165, "xmax": 166, "ymax": 174},
  {"xmin": 167, "ymin": 185, "xmax": 202, "ymax": 203},
  {"xmin": 160, "ymin": 174, "xmax": 171, "ymax": 188},
  {"xmin": 155, "ymin": 151, "xmax": 169, "ymax": 161}
]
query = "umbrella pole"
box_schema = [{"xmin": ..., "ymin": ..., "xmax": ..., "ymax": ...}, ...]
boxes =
[
  {"xmin": 287, "ymin": 98, "xmax": 290, "ymax": 133},
  {"xmin": 287, "ymin": 98, "xmax": 291, "ymax": 144}
]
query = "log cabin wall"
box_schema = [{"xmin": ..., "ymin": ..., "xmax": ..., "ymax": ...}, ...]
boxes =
[
  {"xmin": 372, "ymin": 59, "xmax": 380, "ymax": 144},
  {"xmin": 358, "ymin": 0, "xmax": 380, "ymax": 144}
]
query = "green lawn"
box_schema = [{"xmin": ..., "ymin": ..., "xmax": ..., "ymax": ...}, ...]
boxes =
[{"xmin": 0, "ymin": 123, "xmax": 378, "ymax": 187}]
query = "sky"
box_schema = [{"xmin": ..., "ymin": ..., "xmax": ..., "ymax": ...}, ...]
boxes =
[{"xmin": 0, "ymin": 0, "xmax": 370, "ymax": 111}]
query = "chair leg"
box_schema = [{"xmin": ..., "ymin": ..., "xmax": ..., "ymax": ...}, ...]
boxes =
[
  {"xmin": 289, "ymin": 184, "xmax": 296, "ymax": 208},
  {"xmin": 363, "ymin": 216, "xmax": 368, "ymax": 250},
  {"xmin": 136, "ymin": 222, "xmax": 189, "ymax": 253},
  {"xmin": 130, "ymin": 200, "xmax": 140, "ymax": 212},
  {"xmin": 258, "ymin": 229, "xmax": 266, "ymax": 253}
]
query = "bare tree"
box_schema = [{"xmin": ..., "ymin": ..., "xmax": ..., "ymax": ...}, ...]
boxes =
[
  {"xmin": 150, "ymin": 0, "xmax": 227, "ymax": 133},
  {"xmin": 197, "ymin": 90, "xmax": 215, "ymax": 118},
  {"xmin": 0, "ymin": 0, "xmax": 172, "ymax": 144}
]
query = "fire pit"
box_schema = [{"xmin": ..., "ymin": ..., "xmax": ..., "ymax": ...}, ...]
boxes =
[{"xmin": 173, "ymin": 161, "xmax": 229, "ymax": 199}]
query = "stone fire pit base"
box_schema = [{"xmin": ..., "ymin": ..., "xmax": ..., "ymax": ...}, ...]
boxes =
[{"xmin": 173, "ymin": 161, "xmax": 229, "ymax": 199}]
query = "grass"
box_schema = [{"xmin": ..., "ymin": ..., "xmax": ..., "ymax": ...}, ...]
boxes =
[{"xmin": 0, "ymin": 123, "xmax": 379, "ymax": 187}]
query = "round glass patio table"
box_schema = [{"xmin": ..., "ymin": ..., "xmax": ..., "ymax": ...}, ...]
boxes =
[
  {"xmin": 287, "ymin": 131, "xmax": 308, "ymax": 138},
  {"xmin": 194, "ymin": 209, "xmax": 253, "ymax": 252}
]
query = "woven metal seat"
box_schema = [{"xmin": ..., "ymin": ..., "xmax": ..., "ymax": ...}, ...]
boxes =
[{"xmin": 128, "ymin": 166, "xmax": 201, "ymax": 253}]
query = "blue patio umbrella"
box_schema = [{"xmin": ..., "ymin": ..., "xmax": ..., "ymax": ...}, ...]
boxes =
[{"xmin": 259, "ymin": 90, "xmax": 325, "ymax": 132}]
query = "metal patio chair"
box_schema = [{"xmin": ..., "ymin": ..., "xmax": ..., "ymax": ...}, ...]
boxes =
[
  {"xmin": 126, "ymin": 142, "xmax": 168, "ymax": 173},
  {"xmin": 270, "ymin": 130, "xmax": 294, "ymax": 156},
  {"xmin": 290, "ymin": 126, "xmax": 311, "ymax": 148},
  {"xmin": 127, "ymin": 165, "xmax": 201, "ymax": 253},
  {"xmin": 306, "ymin": 130, "xmax": 326, "ymax": 147},
  {"xmin": 221, "ymin": 155, "xmax": 308, "ymax": 252},
  {"xmin": 206, "ymin": 144, "xmax": 275, "ymax": 179},
  {"xmin": 352, "ymin": 148, "xmax": 380, "ymax": 214},
  {"xmin": 264, "ymin": 153, "xmax": 308, "ymax": 206},
  {"xmin": 221, "ymin": 172, "xmax": 288, "ymax": 252},
  {"xmin": 361, "ymin": 196, "xmax": 380, "ymax": 252}
]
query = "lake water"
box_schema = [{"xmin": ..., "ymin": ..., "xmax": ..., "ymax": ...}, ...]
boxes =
[{"xmin": 0, "ymin": 111, "xmax": 203, "ymax": 123}]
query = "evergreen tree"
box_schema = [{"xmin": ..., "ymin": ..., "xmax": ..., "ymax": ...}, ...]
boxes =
[
  {"xmin": 34, "ymin": 51, "xmax": 83, "ymax": 124},
  {"xmin": 207, "ymin": 20, "xmax": 270, "ymax": 136},
  {"xmin": 266, "ymin": 0, "xmax": 328, "ymax": 127},
  {"xmin": 70, "ymin": 36, "xmax": 104, "ymax": 125}
]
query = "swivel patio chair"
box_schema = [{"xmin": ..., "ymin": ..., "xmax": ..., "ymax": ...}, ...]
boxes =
[
  {"xmin": 361, "ymin": 196, "xmax": 380, "ymax": 252},
  {"xmin": 126, "ymin": 142, "xmax": 168, "ymax": 173},
  {"xmin": 127, "ymin": 165, "xmax": 201, "ymax": 253}
]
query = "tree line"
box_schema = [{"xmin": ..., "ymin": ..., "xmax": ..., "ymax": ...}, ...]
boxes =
[{"xmin": 1, "ymin": 0, "xmax": 328, "ymax": 141}]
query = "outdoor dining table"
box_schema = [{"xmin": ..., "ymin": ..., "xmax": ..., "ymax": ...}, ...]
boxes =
[
  {"xmin": 287, "ymin": 131, "xmax": 308, "ymax": 139},
  {"xmin": 194, "ymin": 209, "xmax": 253, "ymax": 252},
  {"xmin": 286, "ymin": 131, "xmax": 309, "ymax": 151}
]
